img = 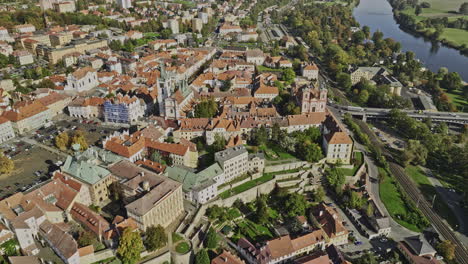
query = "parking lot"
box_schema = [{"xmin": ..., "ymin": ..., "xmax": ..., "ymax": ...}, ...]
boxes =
[
  {"xmin": 0, "ymin": 141, "xmax": 62, "ymax": 198},
  {"xmin": 32, "ymin": 118, "xmax": 122, "ymax": 149}
]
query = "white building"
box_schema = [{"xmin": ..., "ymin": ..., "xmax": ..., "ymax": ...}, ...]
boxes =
[
  {"xmin": 192, "ymin": 18, "xmax": 203, "ymax": 33},
  {"xmin": 0, "ymin": 118, "xmax": 15, "ymax": 143},
  {"xmin": 301, "ymin": 63, "xmax": 319, "ymax": 80},
  {"xmin": 0, "ymin": 27, "xmax": 13, "ymax": 42},
  {"xmin": 215, "ymin": 146, "xmax": 249, "ymax": 182},
  {"xmin": 168, "ymin": 19, "xmax": 179, "ymax": 34},
  {"xmin": 65, "ymin": 67, "xmax": 99, "ymax": 92},
  {"xmin": 13, "ymin": 50, "xmax": 34, "ymax": 66},
  {"xmin": 117, "ymin": 0, "xmax": 131, "ymax": 8},
  {"xmin": 246, "ymin": 49, "xmax": 265, "ymax": 65}
]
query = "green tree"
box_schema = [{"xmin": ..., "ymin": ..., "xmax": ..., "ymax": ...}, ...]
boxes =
[
  {"xmin": 77, "ymin": 230, "xmax": 97, "ymax": 247},
  {"xmin": 255, "ymin": 196, "xmax": 269, "ymax": 224},
  {"xmin": 366, "ymin": 202, "xmax": 374, "ymax": 217},
  {"xmin": 144, "ymin": 225, "xmax": 167, "ymax": 251},
  {"xmin": 117, "ymin": 227, "xmax": 144, "ymax": 264},
  {"xmin": 336, "ymin": 72, "xmax": 352, "ymax": 92},
  {"xmin": 194, "ymin": 97, "xmax": 218, "ymax": 118},
  {"xmin": 161, "ymin": 28, "xmax": 172, "ymax": 39},
  {"xmin": 212, "ymin": 133, "xmax": 226, "ymax": 152},
  {"xmin": 415, "ymin": 5, "xmax": 422, "ymax": 15},
  {"xmin": 296, "ymin": 143, "xmax": 323, "ymax": 162},
  {"xmin": 459, "ymin": 2, "xmax": 468, "ymax": 14},
  {"xmin": 325, "ymin": 167, "xmax": 345, "ymax": 189},
  {"xmin": 220, "ymin": 79, "xmax": 232, "ymax": 91},
  {"xmin": 313, "ymin": 186, "xmax": 325, "ymax": 202},
  {"xmin": 195, "ymin": 249, "xmax": 210, "ymax": 264},
  {"xmin": 354, "ymin": 251, "xmax": 378, "ymax": 264},
  {"xmin": 282, "ymin": 68, "xmax": 296, "ymax": 84},
  {"xmin": 437, "ymin": 240, "xmax": 456, "ymax": 260},
  {"xmin": 204, "ymin": 227, "xmax": 218, "ymax": 249},
  {"xmin": 440, "ymin": 72, "xmax": 462, "ymax": 91},
  {"xmin": 284, "ymin": 193, "xmax": 308, "ymax": 217}
]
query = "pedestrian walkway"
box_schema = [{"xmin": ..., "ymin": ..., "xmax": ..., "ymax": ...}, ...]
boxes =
[{"xmin": 20, "ymin": 137, "xmax": 68, "ymax": 158}]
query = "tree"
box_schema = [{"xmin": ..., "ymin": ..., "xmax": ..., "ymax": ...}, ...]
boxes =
[
  {"xmin": 144, "ymin": 225, "xmax": 167, "ymax": 251},
  {"xmin": 440, "ymin": 72, "xmax": 462, "ymax": 91},
  {"xmin": 336, "ymin": 72, "xmax": 352, "ymax": 92},
  {"xmin": 55, "ymin": 132, "xmax": 69, "ymax": 150},
  {"xmin": 161, "ymin": 28, "xmax": 172, "ymax": 39},
  {"xmin": 204, "ymin": 227, "xmax": 218, "ymax": 249},
  {"xmin": 78, "ymin": 230, "xmax": 96, "ymax": 247},
  {"xmin": 354, "ymin": 251, "xmax": 378, "ymax": 264},
  {"xmin": 415, "ymin": 5, "xmax": 422, "ymax": 15},
  {"xmin": 250, "ymin": 126, "xmax": 268, "ymax": 146},
  {"xmin": 437, "ymin": 240, "xmax": 455, "ymax": 260},
  {"xmin": 255, "ymin": 196, "xmax": 269, "ymax": 224},
  {"xmin": 0, "ymin": 154, "xmax": 14, "ymax": 174},
  {"xmin": 296, "ymin": 143, "xmax": 323, "ymax": 162},
  {"xmin": 117, "ymin": 228, "xmax": 144, "ymax": 264},
  {"xmin": 325, "ymin": 167, "xmax": 345, "ymax": 189},
  {"xmin": 212, "ymin": 133, "xmax": 226, "ymax": 152},
  {"xmin": 194, "ymin": 97, "xmax": 218, "ymax": 118},
  {"xmin": 313, "ymin": 186, "xmax": 325, "ymax": 202},
  {"xmin": 282, "ymin": 68, "xmax": 296, "ymax": 84},
  {"xmin": 459, "ymin": 2, "xmax": 468, "ymax": 14},
  {"xmin": 195, "ymin": 249, "xmax": 210, "ymax": 264},
  {"xmin": 284, "ymin": 193, "xmax": 308, "ymax": 217},
  {"xmin": 365, "ymin": 202, "xmax": 374, "ymax": 217},
  {"xmin": 220, "ymin": 79, "xmax": 232, "ymax": 92},
  {"xmin": 70, "ymin": 130, "xmax": 88, "ymax": 151}
]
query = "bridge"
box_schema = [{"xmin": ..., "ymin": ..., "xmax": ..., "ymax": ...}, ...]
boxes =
[{"xmin": 332, "ymin": 105, "xmax": 468, "ymax": 125}]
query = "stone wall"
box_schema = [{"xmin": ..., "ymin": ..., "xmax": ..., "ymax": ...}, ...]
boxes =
[
  {"xmin": 81, "ymin": 249, "xmax": 115, "ymax": 264},
  {"xmin": 264, "ymin": 161, "xmax": 308, "ymax": 173}
]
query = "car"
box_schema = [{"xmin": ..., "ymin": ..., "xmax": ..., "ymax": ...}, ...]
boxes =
[
  {"xmin": 354, "ymin": 241, "xmax": 362, "ymax": 245},
  {"xmin": 448, "ymin": 189, "xmax": 455, "ymax": 193},
  {"xmin": 380, "ymin": 237, "xmax": 388, "ymax": 243}
]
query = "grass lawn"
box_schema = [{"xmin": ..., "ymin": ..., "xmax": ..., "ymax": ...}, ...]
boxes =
[
  {"xmin": 405, "ymin": 166, "xmax": 459, "ymax": 229},
  {"xmin": 227, "ymin": 208, "xmax": 242, "ymax": 219},
  {"xmin": 260, "ymin": 144, "xmax": 296, "ymax": 161},
  {"xmin": 219, "ymin": 173, "xmax": 275, "ymax": 199},
  {"xmin": 337, "ymin": 152, "xmax": 364, "ymax": 176},
  {"xmin": 236, "ymin": 219, "xmax": 273, "ymax": 242},
  {"xmin": 442, "ymin": 89, "xmax": 468, "ymax": 112},
  {"xmin": 172, "ymin": 233, "xmax": 184, "ymax": 243},
  {"xmin": 424, "ymin": 0, "xmax": 467, "ymax": 13},
  {"xmin": 143, "ymin": 32, "xmax": 160, "ymax": 38},
  {"xmin": 175, "ymin": 241, "xmax": 190, "ymax": 254},
  {"xmin": 257, "ymin": 65, "xmax": 283, "ymax": 72},
  {"xmin": 440, "ymin": 28, "xmax": 468, "ymax": 47},
  {"xmin": 379, "ymin": 168, "xmax": 422, "ymax": 232}
]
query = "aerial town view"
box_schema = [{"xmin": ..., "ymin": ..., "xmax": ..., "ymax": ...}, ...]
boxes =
[{"xmin": 0, "ymin": 0, "xmax": 467, "ymax": 263}]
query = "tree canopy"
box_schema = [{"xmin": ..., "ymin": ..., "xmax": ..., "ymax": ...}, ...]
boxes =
[{"xmin": 117, "ymin": 228, "xmax": 144, "ymax": 264}]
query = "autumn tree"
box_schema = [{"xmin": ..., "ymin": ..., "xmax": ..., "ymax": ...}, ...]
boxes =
[
  {"xmin": 0, "ymin": 154, "xmax": 14, "ymax": 174},
  {"xmin": 437, "ymin": 240, "xmax": 455, "ymax": 260},
  {"xmin": 70, "ymin": 130, "xmax": 88, "ymax": 150},
  {"xmin": 117, "ymin": 227, "xmax": 144, "ymax": 264},
  {"xmin": 55, "ymin": 132, "xmax": 70, "ymax": 150},
  {"xmin": 144, "ymin": 225, "xmax": 167, "ymax": 251}
]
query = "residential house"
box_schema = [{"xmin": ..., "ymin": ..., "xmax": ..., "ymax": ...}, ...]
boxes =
[
  {"xmin": 350, "ymin": 67, "xmax": 388, "ymax": 85},
  {"xmin": 214, "ymin": 145, "xmax": 249, "ymax": 183},
  {"xmin": 246, "ymin": 49, "xmax": 265, "ymax": 65},
  {"xmin": 301, "ymin": 63, "xmax": 319, "ymax": 80},
  {"xmin": 398, "ymin": 236, "xmax": 440, "ymax": 264},
  {"xmin": 13, "ymin": 50, "xmax": 34, "ymax": 65},
  {"xmin": 312, "ymin": 203, "xmax": 349, "ymax": 246},
  {"xmin": 212, "ymin": 251, "xmax": 245, "ymax": 264},
  {"xmin": 37, "ymin": 92, "xmax": 71, "ymax": 117},
  {"xmin": 14, "ymin": 24, "xmax": 36, "ymax": 34},
  {"xmin": 65, "ymin": 67, "xmax": 99, "ymax": 92},
  {"xmin": 322, "ymin": 113, "xmax": 353, "ymax": 164}
]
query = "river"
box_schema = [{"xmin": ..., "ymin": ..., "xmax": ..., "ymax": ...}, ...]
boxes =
[{"xmin": 353, "ymin": 0, "xmax": 468, "ymax": 80}]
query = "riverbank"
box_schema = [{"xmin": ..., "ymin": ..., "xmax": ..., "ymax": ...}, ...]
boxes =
[{"xmin": 390, "ymin": 2, "xmax": 468, "ymax": 55}]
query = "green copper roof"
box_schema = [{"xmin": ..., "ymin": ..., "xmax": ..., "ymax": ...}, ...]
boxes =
[{"xmin": 165, "ymin": 163, "xmax": 223, "ymax": 192}]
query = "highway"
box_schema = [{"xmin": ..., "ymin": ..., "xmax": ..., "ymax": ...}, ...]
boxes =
[{"xmin": 332, "ymin": 105, "xmax": 468, "ymax": 125}]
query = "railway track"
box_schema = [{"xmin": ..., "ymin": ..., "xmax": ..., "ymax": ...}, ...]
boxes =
[{"xmin": 354, "ymin": 119, "xmax": 468, "ymax": 264}]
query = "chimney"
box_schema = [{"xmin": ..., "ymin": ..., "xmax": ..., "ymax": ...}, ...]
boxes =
[{"xmin": 319, "ymin": 210, "xmax": 323, "ymax": 217}]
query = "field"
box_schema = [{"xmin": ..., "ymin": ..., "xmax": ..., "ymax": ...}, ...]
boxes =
[
  {"xmin": 399, "ymin": 0, "xmax": 468, "ymax": 49},
  {"xmin": 405, "ymin": 166, "xmax": 459, "ymax": 228},
  {"xmin": 443, "ymin": 89, "xmax": 468, "ymax": 112},
  {"xmin": 379, "ymin": 168, "xmax": 421, "ymax": 232}
]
